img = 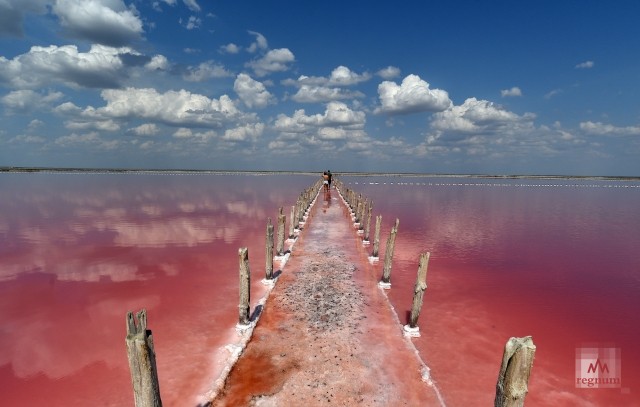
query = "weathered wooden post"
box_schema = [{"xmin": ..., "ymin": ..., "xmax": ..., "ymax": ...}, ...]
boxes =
[
  {"xmin": 379, "ymin": 218, "xmax": 399, "ymax": 288},
  {"xmin": 276, "ymin": 207, "xmax": 286, "ymax": 256},
  {"xmin": 125, "ymin": 309, "xmax": 162, "ymax": 407},
  {"xmin": 238, "ymin": 247, "xmax": 251, "ymax": 326},
  {"xmin": 265, "ymin": 219, "xmax": 274, "ymax": 281},
  {"xmin": 288, "ymin": 205, "xmax": 296, "ymax": 239},
  {"xmin": 364, "ymin": 202, "xmax": 372, "ymax": 241},
  {"xmin": 495, "ymin": 336, "xmax": 536, "ymax": 407},
  {"xmin": 404, "ymin": 252, "xmax": 430, "ymax": 336},
  {"xmin": 372, "ymin": 215, "xmax": 382, "ymax": 257}
]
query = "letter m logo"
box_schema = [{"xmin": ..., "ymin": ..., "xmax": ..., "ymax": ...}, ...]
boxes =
[{"xmin": 587, "ymin": 358, "xmax": 609, "ymax": 374}]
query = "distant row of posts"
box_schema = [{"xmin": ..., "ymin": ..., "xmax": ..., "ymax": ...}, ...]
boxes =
[
  {"xmin": 333, "ymin": 177, "xmax": 536, "ymax": 406},
  {"xmin": 124, "ymin": 176, "xmax": 535, "ymax": 407}
]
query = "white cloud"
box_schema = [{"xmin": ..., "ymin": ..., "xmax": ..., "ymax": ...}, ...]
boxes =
[
  {"xmin": 65, "ymin": 118, "xmax": 120, "ymax": 132},
  {"xmin": 246, "ymin": 48, "xmax": 295, "ymax": 77},
  {"xmin": 1, "ymin": 90, "xmax": 63, "ymax": 113},
  {"xmin": 247, "ymin": 31, "xmax": 268, "ymax": 53},
  {"xmin": 328, "ymin": 66, "xmax": 371, "ymax": 86},
  {"xmin": 501, "ymin": 87, "xmax": 522, "ymax": 97},
  {"xmin": 579, "ymin": 121, "xmax": 640, "ymax": 136},
  {"xmin": 274, "ymin": 102, "xmax": 366, "ymax": 141},
  {"xmin": 291, "ymin": 85, "xmax": 364, "ymax": 103},
  {"xmin": 431, "ymin": 98, "xmax": 534, "ymax": 134},
  {"xmin": 183, "ymin": 61, "xmax": 232, "ymax": 82},
  {"xmin": 182, "ymin": 0, "xmax": 200, "ymax": 12},
  {"xmin": 223, "ymin": 123, "xmax": 265, "ymax": 141},
  {"xmin": 130, "ymin": 123, "xmax": 159, "ymax": 136},
  {"xmin": 544, "ymin": 89, "xmax": 563, "ymax": 99},
  {"xmin": 172, "ymin": 127, "xmax": 216, "ymax": 142},
  {"xmin": 374, "ymin": 74, "xmax": 452, "ymax": 115},
  {"xmin": 0, "ymin": 44, "xmax": 135, "ymax": 89},
  {"xmin": 220, "ymin": 43, "xmax": 240, "ymax": 54},
  {"xmin": 88, "ymin": 87, "xmax": 248, "ymax": 127},
  {"xmin": 233, "ymin": 74, "xmax": 274, "ymax": 109},
  {"xmin": 377, "ymin": 66, "xmax": 401, "ymax": 79},
  {"xmin": 182, "ymin": 15, "xmax": 201, "ymax": 30},
  {"xmin": 575, "ymin": 60, "xmax": 594, "ymax": 69},
  {"xmin": 145, "ymin": 55, "xmax": 170, "ymax": 71},
  {"xmin": 52, "ymin": 0, "xmax": 144, "ymax": 46}
]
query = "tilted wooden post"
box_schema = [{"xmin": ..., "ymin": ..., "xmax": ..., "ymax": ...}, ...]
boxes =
[
  {"xmin": 408, "ymin": 252, "xmax": 430, "ymax": 328},
  {"xmin": 276, "ymin": 207, "xmax": 286, "ymax": 256},
  {"xmin": 372, "ymin": 215, "xmax": 382, "ymax": 257},
  {"xmin": 125, "ymin": 309, "xmax": 162, "ymax": 407},
  {"xmin": 265, "ymin": 219, "xmax": 274, "ymax": 280},
  {"xmin": 495, "ymin": 336, "xmax": 536, "ymax": 407},
  {"xmin": 238, "ymin": 247, "xmax": 251, "ymax": 326},
  {"xmin": 380, "ymin": 218, "xmax": 399, "ymax": 286}
]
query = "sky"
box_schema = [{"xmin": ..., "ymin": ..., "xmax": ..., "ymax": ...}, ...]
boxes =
[{"xmin": 1, "ymin": 0, "xmax": 639, "ymax": 176}]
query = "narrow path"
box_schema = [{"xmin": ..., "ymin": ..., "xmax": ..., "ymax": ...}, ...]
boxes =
[{"xmin": 211, "ymin": 188, "xmax": 442, "ymax": 406}]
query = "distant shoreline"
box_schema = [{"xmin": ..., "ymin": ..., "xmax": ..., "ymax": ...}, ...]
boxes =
[{"xmin": 1, "ymin": 166, "xmax": 639, "ymax": 182}]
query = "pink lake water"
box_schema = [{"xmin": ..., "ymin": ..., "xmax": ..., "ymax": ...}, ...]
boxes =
[{"xmin": 1, "ymin": 173, "xmax": 639, "ymax": 406}]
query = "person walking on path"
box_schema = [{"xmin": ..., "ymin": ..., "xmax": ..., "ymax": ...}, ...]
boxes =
[{"xmin": 322, "ymin": 171, "xmax": 329, "ymax": 191}]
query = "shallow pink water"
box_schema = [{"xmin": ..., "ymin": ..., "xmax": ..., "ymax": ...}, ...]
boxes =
[
  {"xmin": 0, "ymin": 173, "xmax": 314, "ymax": 406},
  {"xmin": 343, "ymin": 176, "xmax": 640, "ymax": 406},
  {"xmin": 1, "ymin": 174, "xmax": 639, "ymax": 406}
]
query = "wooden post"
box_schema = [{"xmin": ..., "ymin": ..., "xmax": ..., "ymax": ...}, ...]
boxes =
[
  {"xmin": 364, "ymin": 202, "xmax": 372, "ymax": 241},
  {"xmin": 408, "ymin": 252, "xmax": 430, "ymax": 328},
  {"xmin": 381, "ymin": 218, "xmax": 399, "ymax": 285},
  {"xmin": 125, "ymin": 309, "xmax": 162, "ymax": 407},
  {"xmin": 495, "ymin": 336, "xmax": 536, "ymax": 407},
  {"xmin": 238, "ymin": 247, "xmax": 251, "ymax": 326},
  {"xmin": 265, "ymin": 219, "xmax": 274, "ymax": 280},
  {"xmin": 372, "ymin": 215, "xmax": 382, "ymax": 257},
  {"xmin": 288, "ymin": 205, "xmax": 296, "ymax": 239},
  {"xmin": 276, "ymin": 207, "xmax": 286, "ymax": 256}
]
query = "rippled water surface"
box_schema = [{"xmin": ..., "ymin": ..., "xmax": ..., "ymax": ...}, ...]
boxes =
[{"xmin": 1, "ymin": 173, "xmax": 638, "ymax": 406}]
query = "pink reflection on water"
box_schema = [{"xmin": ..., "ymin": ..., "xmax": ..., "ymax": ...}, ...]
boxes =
[
  {"xmin": 346, "ymin": 177, "xmax": 640, "ymax": 406},
  {"xmin": 0, "ymin": 173, "xmax": 314, "ymax": 406}
]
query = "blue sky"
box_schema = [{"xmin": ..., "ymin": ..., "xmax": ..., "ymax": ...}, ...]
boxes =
[{"xmin": 1, "ymin": 0, "xmax": 639, "ymax": 175}]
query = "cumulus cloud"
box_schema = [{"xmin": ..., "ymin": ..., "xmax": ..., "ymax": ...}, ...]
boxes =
[
  {"xmin": 0, "ymin": 44, "xmax": 136, "ymax": 89},
  {"xmin": 375, "ymin": 74, "xmax": 452, "ymax": 115},
  {"xmin": 1, "ymin": 90, "xmax": 64, "ymax": 113},
  {"xmin": 291, "ymin": 85, "xmax": 364, "ymax": 103},
  {"xmin": 327, "ymin": 66, "xmax": 371, "ymax": 86},
  {"xmin": 579, "ymin": 121, "xmax": 640, "ymax": 136},
  {"xmin": 501, "ymin": 87, "xmax": 522, "ymax": 97},
  {"xmin": 377, "ymin": 66, "xmax": 401, "ymax": 79},
  {"xmin": 246, "ymin": 48, "xmax": 295, "ymax": 77},
  {"xmin": 575, "ymin": 60, "xmax": 594, "ymax": 69},
  {"xmin": 183, "ymin": 61, "xmax": 233, "ymax": 82},
  {"xmin": 145, "ymin": 55, "xmax": 170, "ymax": 71},
  {"xmin": 430, "ymin": 98, "xmax": 534, "ymax": 134},
  {"xmin": 274, "ymin": 102, "xmax": 366, "ymax": 138},
  {"xmin": 223, "ymin": 123, "xmax": 265, "ymax": 141},
  {"xmin": 233, "ymin": 74, "xmax": 274, "ymax": 109},
  {"xmin": 0, "ymin": 0, "xmax": 49, "ymax": 37},
  {"xmin": 86, "ymin": 87, "xmax": 249, "ymax": 127},
  {"xmin": 52, "ymin": 0, "xmax": 144, "ymax": 46}
]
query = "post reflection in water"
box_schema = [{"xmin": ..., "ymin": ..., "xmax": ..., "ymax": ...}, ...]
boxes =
[{"xmin": 0, "ymin": 173, "xmax": 314, "ymax": 407}]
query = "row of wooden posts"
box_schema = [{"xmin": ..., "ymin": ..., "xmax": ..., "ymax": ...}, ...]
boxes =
[
  {"xmin": 124, "ymin": 177, "xmax": 535, "ymax": 407},
  {"xmin": 124, "ymin": 178, "xmax": 322, "ymax": 407},
  {"xmin": 332, "ymin": 179, "xmax": 423, "ymax": 328},
  {"xmin": 333, "ymin": 178, "xmax": 536, "ymax": 407}
]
